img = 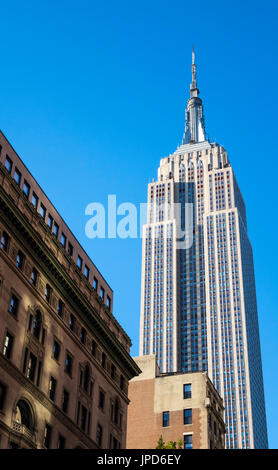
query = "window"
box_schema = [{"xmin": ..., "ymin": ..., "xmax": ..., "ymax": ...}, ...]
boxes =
[
  {"xmin": 62, "ymin": 389, "xmax": 69, "ymax": 413},
  {"xmin": 101, "ymin": 352, "xmax": 106, "ymax": 369},
  {"xmin": 69, "ymin": 314, "xmax": 75, "ymax": 331},
  {"xmin": 84, "ymin": 265, "xmax": 89, "ymax": 280},
  {"xmin": 5, "ymin": 155, "xmax": 12, "ymax": 173},
  {"xmin": 57, "ymin": 434, "xmax": 65, "ymax": 449},
  {"xmin": 68, "ymin": 242, "xmax": 73, "ymax": 257},
  {"xmin": 57, "ymin": 299, "xmax": 64, "ymax": 317},
  {"xmin": 3, "ymin": 332, "xmax": 14, "ymax": 359},
  {"xmin": 1, "ymin": 231, "xmax": 10, "ymax": 252},
  {"xmin": 99, "ymin": 390, "xmax": 105, "ymax": 410},
  {"xmin": 0, "ymin": 382, "xmax": 7, "ymax": 411},
  {"xmin": 33, "ymin": 310, "xmax": 42, "ymax": 340},
  {"xmin": 65, "ymin": 353, "xmax": 73, "ymax": 376},
  {"xmin": 100, "ymin": 287, "xmax": 105, "ymax": 300},
  {"xmin": 184, "ymin": 408, "xmax": 192, "ymax": 425},
  {"xmin": 93, "ymin": 277, "xmax": 98, "ymax": 291},
  {"xmin": 184, "ymin": 434, "xmax": 193, "ymax": 449},
  {"xmin": 31, "ymin": 192, "xmax": 38, "ymax": 209},
  {"xmin": 120, "ymin": 375, "xmax": 124, "ymax": 391},
  {"xmin": 61, "ymin": 232, "xmax": 67, "ymax": 248},
  {"xmin": 45, "ymin": 284, "xmax": 51, "ymax": 303},
  {"xmin": 53, "ymin": 222, "xmax": 59, "ymax": 238},
  {"xmin": 77, "ymin": 255, "xmax": 83, "ymax": 270},
  {"xmin": 96, "ymin": 424, "xmax": 103, "ymax": 447},
  {"xmin": 83, "ymin": 365, "xmax": 91, "ymax": 394},
  {"xmin": 40, "ymin": 203, "xmax": 46, "ymax": 220},
  {"xmin": 91, "ymin": 340, "xmax": 96, "ymax": 357},
  {"xmin": 23, "ymin": 180, "xmax": 30, "ymax": 198},
  {"xmin": 81, "ymin": 405, "xmax": 87, "ymax": 431},
  {"xmin": 27, "ymin": 352, "xmax": 37, "ymax": 382},
  {"xmin": 80, "ymin": 327, "xmax": 86, "ymax": 344},
  {"xmin": 49, "ymin": 376, "xmax": 57, "ymax": 401},
  {"xmin": 14, "ymin": 167, "xmax": 22, "ymax": 185},
  {"xmin": 183, "ymin": 383, "xmax": 192, "ymax": 399},
  {"xmin": 111, "ymin": 364, "xmax": 116, "ymax": 380},
  {"xmin": 16, "ymin": 250, "xmax": 24, "ymax": 270},
  {"xmin": 30, "ymin": 268, "xmax": 38, "ymax": 286},
  {"xmin": 162, "ymin": 411, "xmax": 170, "ymax": 427},
  {"xmin": 44, "ymin": 423, "xmax": 52, "ymax": 449},
  {"xmin": 47, "ymin": 214, "xmax": 53, "ymax": 230},
  {"xmin": 53, "ymin": 340, "xmax": 60, "ymax": 361},
  {"xmin": 106, "ymin": 296, "xmax": 111, "ymax": 311},
  {"xmin": 9, "ymin": 294, "xmax": 19, "ymax": 316}
]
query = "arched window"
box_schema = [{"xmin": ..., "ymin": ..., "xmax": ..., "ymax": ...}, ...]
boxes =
[
  {"xmin": 15, "ymin": 399, "xmax": 33, "ymax": 431},
  {"xmin": 33, "ymin": 310, "xmax": 42, "ymax": 340}
]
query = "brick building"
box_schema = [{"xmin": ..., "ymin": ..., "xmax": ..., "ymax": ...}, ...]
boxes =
[
  {"xmin": 0, "ymin": 130, "xmax": 140, "ymax": 449},
  {"xmin": 126, "ymin": 355, "xmax": 225, "ymax": 449}
]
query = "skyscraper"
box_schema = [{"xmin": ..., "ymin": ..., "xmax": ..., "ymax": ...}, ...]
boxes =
[{"xmin": 139, "ymin": 50, "xmax": 268, "ymax": 449}]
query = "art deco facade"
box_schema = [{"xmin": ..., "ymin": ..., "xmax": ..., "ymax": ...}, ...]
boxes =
[
  {"xmin": 139, "ymin": 51, "xmax": 268, "ymax": 449},
  {"xmin": 127, "ymin": 355, "xmax": 225, "ymax": 449},
  {"xmin": 0, "ymin": 130, "xmax": 140, "ymax": 449}
]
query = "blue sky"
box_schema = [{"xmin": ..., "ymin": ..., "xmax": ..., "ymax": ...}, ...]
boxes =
[{"xmin": 1, "ymin": 0, "xmax": 277, "ymax": 448}]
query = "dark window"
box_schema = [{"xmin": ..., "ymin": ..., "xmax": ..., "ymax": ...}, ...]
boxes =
[
  {"xmin": 162, "ymin": 411, "xmax": 169, "ymax": 427},
  {"xmin": 107, "ymin": 296, "xmax": 111, "ymax": 311},
  {"xmin": 101, "ymin": 352, "xmax": 106, "ymax": 369},
  {"xmin": 49, "ymin": 376, "xmax": 57, "ymax": 401},
  {"xmin": 61, "ymin": 232, "xmax": 67, "ymax": 248},
  {"xmin": 23, "ymin": 347, "xmax": 29, "ymax": 374},
  {"xmin": 57, "ymin": 299, "xmax": 64, "ymax": 317},
  {"xmin": 91, "ymin": 340, "xmax": 96, "ymax": 357},
  {"xmin": 120, "ymin": 375, "xmax": 125, "ymax": 391},
  {"xmin": 5, "ymin": 155, "xmax": 12, "ymax": 173},
  {"xmin": 99, "ymin": 391, "xmax": 105, "ymax": 410},
  {"xmin": 77, "ymin": 255, "xmax": 83, "ymax": 270},
  {"xmin": 37, "ymin": 361, "xmax": 42, "ymax": 387},
  {"xmin": 33, "ymin": 310, "xmax": 42, "ymax": 340},
  {"xmin": 65, "ymin": 354, "xmax": 73, "ymax": 376},
  {"xmin": 93, "ymin": 277, "xmax": 98, "ymax": 291},
  {"xmin": 83, "ymin": 365, "xmax": 90, "ymax": 393},
  {"xmin": 111, "ymin": 364, "xmax": 116, "ymax": 380},
  {"xmin": 57, "ymin": 434, "xmax": 65, "ymax": 449},
  {"xmin": 81, "ymin": 405, "xmax": 87, "ymax": 431},
  {"xmin": 9, "ymin": 294, "xmax": 19, "ymax": 316},
  {"xmin": 45, "ymin": 284, "xmax": 51, "ymax": 303},
  {"xmin": 184, "ymin": 434, "xmax": 193, "ymax": 449},
  {"xmin": 84, "ymin": 265, "xmax": 89, "ymax": 280},
  {"xmin": 31, "ymin": 192, "xmax": 38, "ymax": 208},
  {"xmin": 14, "ymin": 167, "xmax": 21, "ymax": 185},
  {"xmin": 16, "ymin": 250, "xmax": 24, "ymax": 270},
  {"xmin": 0, "ymin": 382, "xmax": 7, "ymax": 411},
  {"xmin": 80, "ymin": 327, "xmax": 86, "ymax": 344},
  {"xmin": 53, "ymin": 340, "xmax": 60, "ymax": 361},
  {"xmin": 184, "ymin": 383, "xmax": 192, "ymax": 399},
  {"xmin": 23, "ymin": 180, "xmax": 30, "ymax": 198},
  {"xmin": 100, "ymin": 287, "xmax": 105, "ymax": 300},
  {"xmin": 68, "ymin": 242, "xmax": 73, "ymax": 257},
  {"xmin": 69, "ymin": 314, "xmax": 75, "ymax": 331},
  {"xmin": 3, "ymin": 332, "xmax": 14, "ymax": 359},
  {"xmin": 184, "ymin": 408, "xmax": 192, "ymax": 425},
  {"xmin": 27, "ymin": 352, "xmax": 37, "ymax": 382},
  {"xmin": 96, "ymin": 424, "xmax": 103, "ymax": 447},
  {"xmin": 1, "ymin": 231, "xmax": 10, "ymax": 252},
  {"xmin": 53, "ymin": 222, "xmax": 59, "ymax": 238},
  {"xmin": 47, "ymin": 214, "xmax": 53, "ymax": 230},
  {"xmin": 44, "ymin": 423, "xmax": 52, "ymax": 449},
  {"xmin": 30, "ymin": 268, "xmax": 38, "ymax": 286},
  {"xmin": 40, "ymin": 203, "xmax": 46, "ymax": 220},
  {"xmin": 62, "ymin": 389, "xmax": 69, "ymax": 413}
]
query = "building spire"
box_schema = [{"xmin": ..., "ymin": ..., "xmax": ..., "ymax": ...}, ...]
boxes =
[{"xmin": 182, "ymin": 48, "xmax": 206, "ymax": 145}]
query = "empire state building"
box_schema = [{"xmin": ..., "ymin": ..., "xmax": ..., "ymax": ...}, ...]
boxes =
[{"xmin": 139, "ymin": 50, "xmax": 268, "ymax": 449}]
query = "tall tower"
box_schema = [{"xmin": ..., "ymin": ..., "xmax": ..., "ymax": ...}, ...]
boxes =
[{"xmin": 139, "ymin": 50, "xmax": 268, "ymax": 449}]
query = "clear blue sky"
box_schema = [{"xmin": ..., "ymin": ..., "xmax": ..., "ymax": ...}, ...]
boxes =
[{"xmin": 1, "ymin": 0, "xmax": 277, "ymax": 448}]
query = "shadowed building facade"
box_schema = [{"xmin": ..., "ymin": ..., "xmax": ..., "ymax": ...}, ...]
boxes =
[
  {"xmin": 139, "ymin": 51, "xmax": 268, "ymax": 449},
  {"xmin": 0, "ymin": 130, "xmax": 140, "ymax": 449}
]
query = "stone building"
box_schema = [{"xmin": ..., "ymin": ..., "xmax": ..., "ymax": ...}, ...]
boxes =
[
  {"xmin": 0, "ymin": 130, "xmax": 140, "ymax": 449},
  {"xmin": 126, "ymin": 355, "xmax": 225, "ymax": 449}
]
